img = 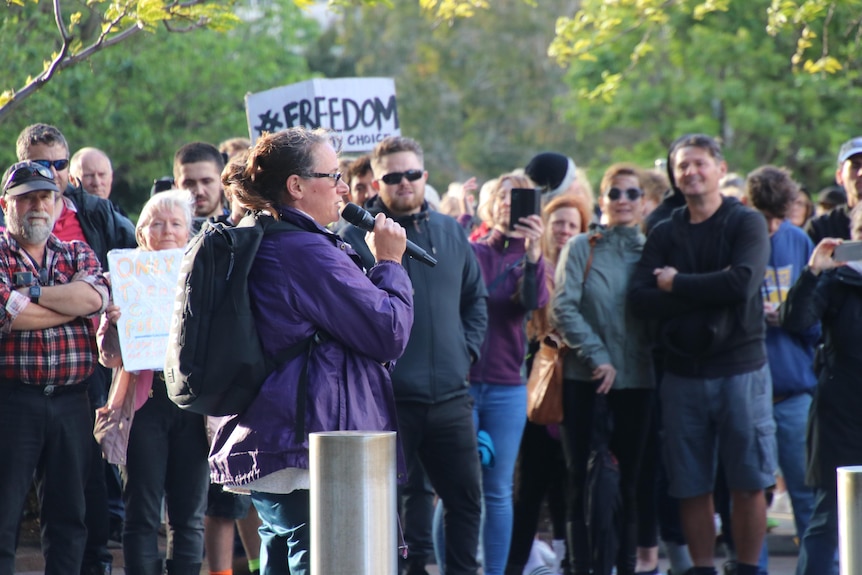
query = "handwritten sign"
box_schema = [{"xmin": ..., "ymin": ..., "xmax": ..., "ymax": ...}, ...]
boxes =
[
  {"xmin": 245, "ymin": 77, "xmax": 400, "ymax": 152},
  {"xmin": 107, "ymin": 249, "xmax": 183, "ymax": 372}
]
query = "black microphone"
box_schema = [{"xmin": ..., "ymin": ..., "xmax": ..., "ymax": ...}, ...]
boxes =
[{"xmin": 341, "ymin": 203, "xmax": 437, "ymax": 267}]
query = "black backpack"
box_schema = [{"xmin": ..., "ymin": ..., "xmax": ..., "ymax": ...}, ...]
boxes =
[{"xmin": 164, "ymin": 212, "xmax": 322, "ymax": 418}]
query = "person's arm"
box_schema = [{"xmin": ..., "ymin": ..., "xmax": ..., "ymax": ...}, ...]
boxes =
[
  {"xmin": 628, "ymin": 223, "xmax": 700, "ymax": 320},
  {"xmin": 29, "ymin": 280, "xmax": 104, "ymax": 317},
  {"xmin": 671, "ymin": 209, "xmax": 770, "ymax": 305},
  {"xmin": 780, "ymin": 238, "xmax": 843, "ymax": 334},
  {"xmin": 516, "ymin": 214, "xmax": 547, "ymax": 311},
  {"xmin": 550, "ymin": 236, "xmax": 611, "ymax": 370},
  {"xmin": 9, "ymin": 295, "xmax": 75, "ymax": 330},
  {"xmin": 281, "ymin": 233, "xmax": 414, "ymax": 364},
  {"xmin": 459, "ymin": 240, "xmax": 489, "ymax": 365}
]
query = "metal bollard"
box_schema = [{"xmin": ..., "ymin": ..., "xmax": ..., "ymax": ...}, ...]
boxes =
[
  {"xmin": 838, "ymin": 465, "xmax": 862, "ymax": 575},
  {"xmin": 309, "ymin": 430, "xmax": 397, "ymax": 575}
]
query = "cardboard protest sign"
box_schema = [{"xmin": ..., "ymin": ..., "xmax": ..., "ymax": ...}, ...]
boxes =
[
  {"xmin": 107, "ymin": 249, "xmax": 183, "ymax": 372},
  {"xmin": 245, "ymin": 77, "xmax": 399, "ymax": 152}
]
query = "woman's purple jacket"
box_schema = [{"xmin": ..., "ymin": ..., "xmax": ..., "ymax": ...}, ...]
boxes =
[{"xmin": 209, "ymin": 207, "xmax": 414, "ymax": 486}]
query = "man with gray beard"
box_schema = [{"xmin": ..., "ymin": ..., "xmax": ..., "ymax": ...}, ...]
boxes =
[{"xmin": 0, "ymin": 161, "xmax": 110, "ymax": 575}]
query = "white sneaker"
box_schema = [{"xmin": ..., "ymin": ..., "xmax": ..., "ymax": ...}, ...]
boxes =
[{"xmin": 770, "ymin": 489, "xmax": 793, "ymax": 514}]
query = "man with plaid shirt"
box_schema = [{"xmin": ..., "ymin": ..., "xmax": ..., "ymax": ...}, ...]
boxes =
[{"xmin": 0, "ymin": 161, "xmax": 109, "ymax": 575}]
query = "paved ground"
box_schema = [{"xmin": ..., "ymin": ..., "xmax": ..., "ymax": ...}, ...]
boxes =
[{"xmin": 14, "ymin": 510, "xmax": 802, "ymax": 574}]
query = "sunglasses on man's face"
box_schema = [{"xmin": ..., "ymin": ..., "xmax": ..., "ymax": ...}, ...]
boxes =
[
  {"xmin": 606, "ymin": 187, "xmax": 643, "ymax": 201},
  {"xmin": 3, "ymin": 162, "xmax": 55, "ymax": 192},
  {"xmin": 380, "ymin": 169, "xmax": 423, "ymax": 185},
  {"xmin": 30, "ymin": 160, "xmax": 69, "ymax": 172},
  {"xmin": 31, "ymin": 158, "xmax": 69, "ymax": 172}
]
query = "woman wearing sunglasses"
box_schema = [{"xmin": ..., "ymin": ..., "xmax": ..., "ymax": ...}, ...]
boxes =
[{"xmin": 550, "ymin": 163, "xmax": 657, "ymax": 575}]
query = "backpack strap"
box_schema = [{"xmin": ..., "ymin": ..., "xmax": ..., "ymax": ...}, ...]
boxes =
[{"xmin": 270, "ymin": 330, "xmax": 331, "ymax": 442}]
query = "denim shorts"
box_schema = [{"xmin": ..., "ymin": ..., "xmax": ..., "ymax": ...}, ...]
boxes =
[
  {"xmin": 661, "ymin": 364, "xmax": 777, "ymax": 498},
  {"xmin": 207, "ymin": 482, "xmax": 252, "ymax": 519}
]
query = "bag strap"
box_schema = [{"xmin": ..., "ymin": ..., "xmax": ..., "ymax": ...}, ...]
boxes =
[
  {"xmin": 269, "ymin": 330, "xmax": 331, "ymax": 442},
  {"xmin": 487, "ymin": 255, "xmax": 525, "ymax": 294},
  {"xmin": 582, "ymin": 233, "xmax": 601, "ymax": 284}
]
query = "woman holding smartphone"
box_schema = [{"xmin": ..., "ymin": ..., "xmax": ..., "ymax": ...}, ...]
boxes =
[{"xmin": 464, "ymin": 172, "xmax": 546, "ymax": 575}]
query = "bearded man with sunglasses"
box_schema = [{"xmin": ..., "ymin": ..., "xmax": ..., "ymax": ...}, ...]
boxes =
[
  {"xmin": 629, "ymin": 134, "xmax": 774, "ymax": 575},
  {"xmin": 0, "ymin": 161, "xmax": 110, "ymax": 575},
  {"xmin": 16, "ymin": 124, "xmax": 136, "ymax": 575},
  {"xmin": 342, "ymin": 136, "xmax": 488, "ymax": 575}
]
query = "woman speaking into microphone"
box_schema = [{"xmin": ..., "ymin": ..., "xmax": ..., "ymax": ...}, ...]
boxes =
[{"xmin": 209, "ymin": 127, "xmax": 414, "ymax": 575}]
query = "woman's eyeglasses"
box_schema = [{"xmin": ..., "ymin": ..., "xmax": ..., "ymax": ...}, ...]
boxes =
[
  {"xmin": 307, "ymin": 172, "xmax": 343, "ymax": 186},
  {"xmin": 380, "ymin": 170, "xmax": 423, "ymax": 185},
  {"xmin": 606, "ymin": 187, "xmax": 643, "ymax": 201}
]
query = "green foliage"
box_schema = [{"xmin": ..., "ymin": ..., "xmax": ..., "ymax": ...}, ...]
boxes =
[
  {"xmin": 558, "ymin": 0, "xmax": 862, "ymax": 192},
  {"xmin": 0, "ymin": 0, "xmax": 319, "ymax": 216},
  {"xmin": 310, "ymin": 0, "xmax": 584, "ymax": 190}
]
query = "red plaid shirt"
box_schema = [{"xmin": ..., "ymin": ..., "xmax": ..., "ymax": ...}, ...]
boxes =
[{"xmin": 0, "ymin": 232, "xmax": 109, "ymax": 386}]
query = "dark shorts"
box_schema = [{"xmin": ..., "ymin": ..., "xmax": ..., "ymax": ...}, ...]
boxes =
[
  {"xmin": 206, "ymin": 482, "xmax": 252, "ymax": 519},
  {"xmin": 661, "ymin": 364, "xmax": 777, "ymax": 498}
]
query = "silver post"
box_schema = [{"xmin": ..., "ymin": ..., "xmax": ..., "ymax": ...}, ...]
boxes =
[
  {"xmin": 838, "ymin": 465, "xmax": 862, "ymax": 574},
  {"xmin": 309, "ymin": 430, "xmax": 397, "ymax": 575}
]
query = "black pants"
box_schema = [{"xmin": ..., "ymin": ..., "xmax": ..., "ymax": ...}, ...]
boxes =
[
  {"xmin": 559, "ymin": 382, "xmax": 654, "ymax": 575},
  {"xmin": 507, "ymin": 421, "xmax": 567, "ymax": 568},
  {"xmin": 397, "ymin": 395, "xmax": 482, "ymax": 575},
  {"xmin": 0, "ymin": 384, "xmax": 92, "ymax": 575}
]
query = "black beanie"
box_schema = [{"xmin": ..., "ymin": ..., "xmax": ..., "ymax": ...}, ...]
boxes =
[{"xmin": 525, "ymin": 152, "xmax": 577, "ymax": 198}]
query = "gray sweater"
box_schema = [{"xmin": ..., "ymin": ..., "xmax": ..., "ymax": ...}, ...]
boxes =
[{"xmin": 550, "ymin": 225, "xmax": 655, "ymax": 389}]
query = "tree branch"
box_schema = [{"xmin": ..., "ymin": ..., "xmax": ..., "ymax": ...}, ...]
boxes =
[{"xmin": 0, "ymin": 19, "xmax": 144, "ymax": 122}]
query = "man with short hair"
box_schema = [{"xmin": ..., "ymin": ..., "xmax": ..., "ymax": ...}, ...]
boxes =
[
  {"xmin": 745, "ymin": 165, "xmax": 817, "ymax": 550},
  {"xmin": 16, "ymin": 124, "xmax": 136, "ymax": 264},
  {"xmin": 806, "ymin": 137, "xmax": 862, "ymax": 243},
  {"xmin": 174, "ymin": 142, "xmax": 228, "ymax": 224},
  {"xmin": 629, "ymin": 134, "xmax": 775, "ymax": 575},
  {"xmin": 342, "ymin": 136, "xmax": 487, "ymax": 575},
  {"xmin": 0, "ymin": 161, "xmax": 110, "ymax": 575},
  {"xmin": 346, "ymin": 154, "xmax": 376, "ymax": 206},
  {"xmin": 70, "ymin": 147, "xmax": 113, "ymax": 200}
]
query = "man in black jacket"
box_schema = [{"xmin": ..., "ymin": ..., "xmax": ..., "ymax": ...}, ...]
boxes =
[
  {"xmin": 628, "ymin": 134, "xmax": 775, "ymax": 575},
  {"xmin": 342, "ymin": 136, "xmax": 487, "ymax": 575},
  {"xmin": 16, "ymin": 124, "xmax": 137, "ymax": 575},
  {"xmin": 806, "ymin": 137, "xmax": 862, "ymax": 243}
]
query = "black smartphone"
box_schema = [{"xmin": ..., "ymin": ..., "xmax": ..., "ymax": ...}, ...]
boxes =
[
  {"xmin": 833, "ymin": 240, "xmax": 862, "ymax": 262},
  {"xmin": 509, "ymin": 187, "xmax": 540, "ymax": 231}
]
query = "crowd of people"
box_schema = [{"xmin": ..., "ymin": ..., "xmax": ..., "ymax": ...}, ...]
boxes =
[{"xmin": 1, "ymin": 122, "xmax": 860, "ymax": 575}]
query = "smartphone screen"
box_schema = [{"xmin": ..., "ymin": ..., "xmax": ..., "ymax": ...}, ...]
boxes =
[
  {"xmin": 833, "ymin": 240, "xmax": 862, "ymax": 262},
  {"xmin": 508, "ymin": 188, "xmax": 540, "ymax": 231}
]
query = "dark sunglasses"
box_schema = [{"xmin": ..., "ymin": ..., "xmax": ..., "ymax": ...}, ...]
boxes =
[
  {"xmin": 31, "ymin": 158, "xmax": 70, "ymax": 171},
  {"xmin": 3, "ymin": 161, "xmax": 55, "ymax": 192},
  {"xmin": 380, "ymin": 169, "xmax": 423, "ymax": 185},
  {"xmin": 307, "ymin": 172, "xmax": 343, "ymax": 186},
  {"xmin": 606, "ymin": 187, "xmax": 643, "ymax": 201}
]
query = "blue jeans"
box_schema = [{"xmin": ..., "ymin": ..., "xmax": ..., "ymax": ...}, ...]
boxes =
[
  {"xmin": 468, "ymin": 383, "xmax": 527, "ymax": 575},
  {"xmin": 796, "ymin": 487, "xmax": 840, "ymax": 575},
  {"xmin": 251, "ymin": 490, "xmax": 311, "ymax": 575},
  {"xmin": 773, "ymin": 392, "xmax": 815, "ymax": 539}
]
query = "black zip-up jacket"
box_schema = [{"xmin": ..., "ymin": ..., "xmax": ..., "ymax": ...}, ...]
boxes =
[
  {"xmin": 628, "ymin": 197, "xmax": 769, "ymax": 377},
  {"xmin": 341, "ymin": 197, "xmax": 488, "ymax": 404}
]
